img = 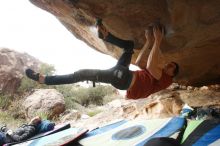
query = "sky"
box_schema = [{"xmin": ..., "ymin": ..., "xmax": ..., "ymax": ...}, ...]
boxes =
[{"xmin": 0, "ymin": 0, "xmax": 139, "ymax": 75}]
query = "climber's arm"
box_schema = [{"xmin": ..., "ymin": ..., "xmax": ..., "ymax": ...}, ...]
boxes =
[
  {"xmin": 135, "ymin": 32, "xmax": 152, "ymax": 66},
  {"xmin": 135, "ymin": 29, "xmax": 153, "ymax": 67},
  {"xmin": 146, "ymin": 26, "xmax": 165, "ymax": 80}
]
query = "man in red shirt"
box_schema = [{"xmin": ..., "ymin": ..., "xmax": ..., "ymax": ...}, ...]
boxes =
[{"xmin": 26, "ymin": 20, "xmax": 179, "ymax": 99}]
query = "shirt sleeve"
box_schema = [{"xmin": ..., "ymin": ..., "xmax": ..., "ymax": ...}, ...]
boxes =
[{"xmin": 9, "ymin": 126, "xmax": 36, "ymax": 142}]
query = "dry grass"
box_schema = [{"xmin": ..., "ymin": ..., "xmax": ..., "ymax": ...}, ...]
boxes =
[{"xmin": 0, "ymin": 110, "xmax": 26, "ymax": 130}]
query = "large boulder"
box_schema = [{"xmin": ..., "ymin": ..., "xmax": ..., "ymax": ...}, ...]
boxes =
[
  {"xmin": 0, "ymin": 48, "xmax": 41, "ymax": 94},
  {"xmin": 60, "ymin": 109, "xmax": 81, "ymax": 123},
  {"xmin": 143, "ymin": 92, "xmax": 184, "ymax": 119},
  {"xmin": 29, "ymin": 0, "xmax": 220, "ymax": 86},
  {"xmin": 23, "ymin": 89, "xmax": 65, "ymax": 119}
]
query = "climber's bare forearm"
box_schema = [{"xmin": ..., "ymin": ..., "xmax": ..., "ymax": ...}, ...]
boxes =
[
  {"xmin": 135, "ymin": 40, "xmax": 151, "ymax": 66},
  {"xmin": 147, "ymin": 26, "xmax": 163, "ymax": 80}
]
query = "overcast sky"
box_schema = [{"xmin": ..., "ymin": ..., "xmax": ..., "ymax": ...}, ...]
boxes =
[{"xmin": 0, "ymin": 0, "xmax": 140, "ymax": 75}]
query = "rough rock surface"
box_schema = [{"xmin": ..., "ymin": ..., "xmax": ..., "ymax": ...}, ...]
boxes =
[
  {"xmin": 30, "ymin": 0, "xmax": 220, "ymax": 86},
  {"xmin": 69, "ymin": 84, "xmax": 220, "ymax": 129},
  {"xmin": 143, "ymin": 92, "xmax": 183, "ymax": 119},
  {"xmin": 0, "ymin": 48, "xmax": 41, "ymax": 94},
  {"xmin": 60, "ymin": 109, "xmax": 81, "ymax": 123},
  {"xmin": 23, "ymin": 89, "xmax": 65, "ymax": 119}
]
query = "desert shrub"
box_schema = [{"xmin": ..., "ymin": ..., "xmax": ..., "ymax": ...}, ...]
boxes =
[
  {"xmin": 72, "ymin": 87, "xmax": 90, "ymax": 106},
  {"xmin": 59, "ymin": 85, "xmax": 117, "ymax": 107},
  {"xmin": 0, "ymin": 93, "xmax": 13, "ymax": 110},
  {"xmin": 18, "ymin": 77, "xmax": 38, "ymax": 93},
  {"xmin": 55, "ymin": 84, "xmax": 79, "ymax": 109},
  {"xmin": 87, "ymin": 109, "xmax": 102, "ymax": 117},
  {"xmin": 103, "ymin": 94, "xmax": 123, "ymax": 104},
  {"xmin": 55, "ymin": 85, "xmax": 76, "ymax": 97},
  {"xmin": 0, "ymin": 110, "xmax": 26, "ymax": 130},
  {"xmin": 71, "ymin": 86, "xmax": 105, "ymax": 106},
  {"xmin": 64, "ymin": 97, "xmax": 85, "ymax": 111},
  {"xmin": 87, "ymin": 86, "xmax": 106, "ymax": 106},
  {"xmin": 101, "ymin": 85, "xmax": 118, "ymax": 95},
  {"xmin": 8, "ymin": 100, "xmax": 26, "ymax": 119},
  {"xmin": 39, "ymin": 63, "xmax": 55, "ymax": 75}
]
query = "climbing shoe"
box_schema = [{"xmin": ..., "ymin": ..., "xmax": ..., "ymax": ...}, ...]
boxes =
[
  {"xmin": 25, "ymin": 69, "xmax": 40, "ymax": 82},
  {"xmin": 95, "ymin": 18, "xmax": 102, "ymax": 27},
  {"xmin": 96, "ymin": 18, "xmax": 109, "ymax": 39}
]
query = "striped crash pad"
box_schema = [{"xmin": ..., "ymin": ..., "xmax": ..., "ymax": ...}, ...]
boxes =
[
  {"xmin": 79, "ymin": 117, "xmax": 186, "ymax": 146},
  {"xmin": 181, "ymin": 119, "xmax": 220, "ymax": 146},
  {"xmin": 14, "ymin": 128, "xmax": 88, "ymax": 146}
]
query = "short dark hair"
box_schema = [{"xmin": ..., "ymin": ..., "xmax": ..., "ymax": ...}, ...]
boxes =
[{"xmin": 171, "ymin": 62, "xmax": 179, "ymax": 77}]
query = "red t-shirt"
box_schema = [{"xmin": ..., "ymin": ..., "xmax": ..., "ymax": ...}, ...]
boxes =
[{"xmin": 126, "ymin": 69, "xmax": 172, "ymax": 99}]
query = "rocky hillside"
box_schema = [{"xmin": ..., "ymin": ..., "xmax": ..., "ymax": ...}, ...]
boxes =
[
  {"xmin": 0, "ymin": 48, "xmax": 41, "ymax": 94},
  {"xmin": 29, "ymin": 0, "xmax": 220, "ymax": 86}
]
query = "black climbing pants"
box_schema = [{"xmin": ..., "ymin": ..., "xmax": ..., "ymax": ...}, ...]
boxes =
[{"xmin": 45, "ymin": 33, "xmax": 134, "ymax": 90}]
